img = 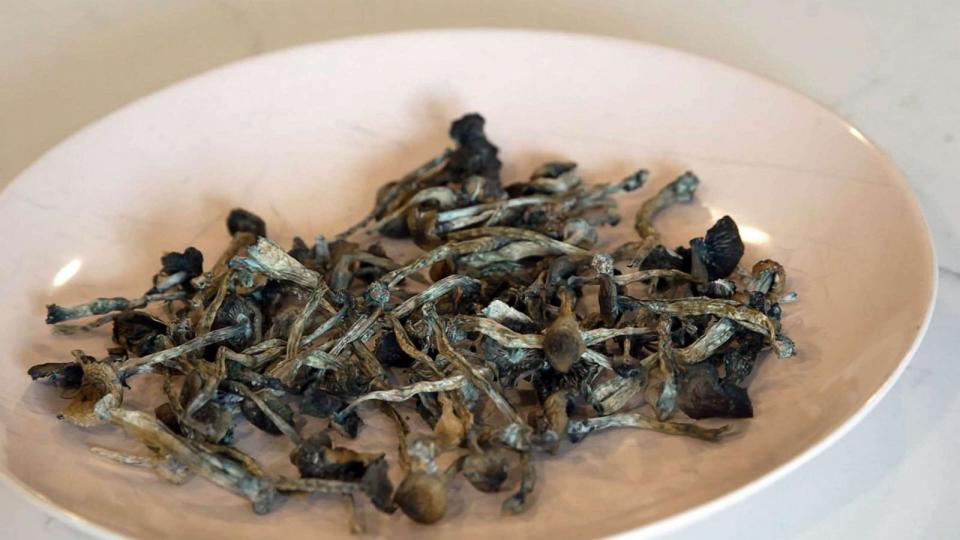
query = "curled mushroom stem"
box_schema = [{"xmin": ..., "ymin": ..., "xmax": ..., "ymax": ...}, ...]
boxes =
[
  {"xmin": 568, "ymin": 413, "xmax": 729, "ymax": 442},
  {"xmin": 342, "ymin": 149, "xmax": 451, "ymax": 239},
  {"xmin": 90, "ymin": 446, "xmax": 193, "ymax": 485},
  {"xmin": 118, "ymin": 323, "xmax": 249, "ymax": 380},
  {"xmin": 424, "ymin": 304, "xmax": 525, "ymax": 427},
  {"xmin": 95, "ymin": 396, "xmax": 279, "ymax": 514},
  {"xmin": 45, "ymin": 291, "xmax": 187, "ymax": 325},
  {"xmin": 391, "ymin": 274, "xmax": 481, "ymax": 318},
  {"xmin": 196, "ymin": 270, "xmax": 233, "ymax": 335},
  {"xmin": 501, "ymin": 451, "xmax": 536, "ymax": 515},
  {"xmin": 634, "ymin": 171, "xmax": 699, "ymax": 241}
]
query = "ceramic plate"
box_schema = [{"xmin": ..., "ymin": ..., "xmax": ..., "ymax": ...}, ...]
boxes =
[{"xmin": 0, "ymin": 30, "xmax": 935, "ymax": 539}]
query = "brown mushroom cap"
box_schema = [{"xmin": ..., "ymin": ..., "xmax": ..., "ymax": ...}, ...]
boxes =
[{"xmin": 394, "ymin": 471, "xmax": 448, "ymax": 524}]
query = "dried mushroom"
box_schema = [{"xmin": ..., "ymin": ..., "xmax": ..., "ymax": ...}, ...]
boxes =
[{"xmin": 29, "ymin": 113, "xmax": 796, "ymax": 530}]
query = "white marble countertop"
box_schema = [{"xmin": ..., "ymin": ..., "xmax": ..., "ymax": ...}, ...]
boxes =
[{"xmin": 2, "ymin": 1, "xmax": 957, "ymax": 538}]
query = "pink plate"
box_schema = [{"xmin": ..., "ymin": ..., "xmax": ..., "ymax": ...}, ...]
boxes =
[{"xmin": 0, "ymin": 30, "xmax": 936, "ymax": 539}]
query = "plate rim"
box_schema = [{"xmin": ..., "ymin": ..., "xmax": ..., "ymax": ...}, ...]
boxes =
[{"xmin": 0, "ymin": 28, "xmax": 939, "ymax": 539}]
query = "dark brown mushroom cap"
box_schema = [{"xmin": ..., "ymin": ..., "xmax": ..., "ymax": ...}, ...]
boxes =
[
  {"xmin": 677, "ymin": 363, "xmax": 753, "ymax": 419},
  {"xmin": 362, "ymin": 458, "xmax": 396, "ymax": 513},
  {"xmin": 27, "ymin": 362, "xmax": 83, "ymax": 389},
  {"xmin": 699, "ymin": 216, "xmax": 745, "ymax": 280},
  {"xmin": 394, "ymin": 471, "xmax": 448, "ymax": 524},
  {"xmin": 160, "ymin": 247, "xmax": 204, "ymax": 278},
  {"xmin": 227, "ymin": 208, "xmax": 267, "ymax": 238},
  {"xmin": 211, "ymin": 295, "xmax": 262, "ymax": 351},
  {"xmin": 374, "ymin": 331, "xmax": 416, "ymax": 368},
  {"xmin": 112, "ymin": 311, "xmax": 168, "ymax": 357},
  {"xmin": 542, "ymin": 317, "xmax": 583, "ymax": 374},
  {"xmin": 444, "ymin": 113, "xmax": 502, "ymax": 183},
  {"xmin": 463, "ymin": 449, "xmax": 511, "ymax": 493}
]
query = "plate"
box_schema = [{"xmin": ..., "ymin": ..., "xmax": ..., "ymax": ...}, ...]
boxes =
[{"xmin": 0, "ymin": 30, "xmax": 935, "ymax": 539}]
